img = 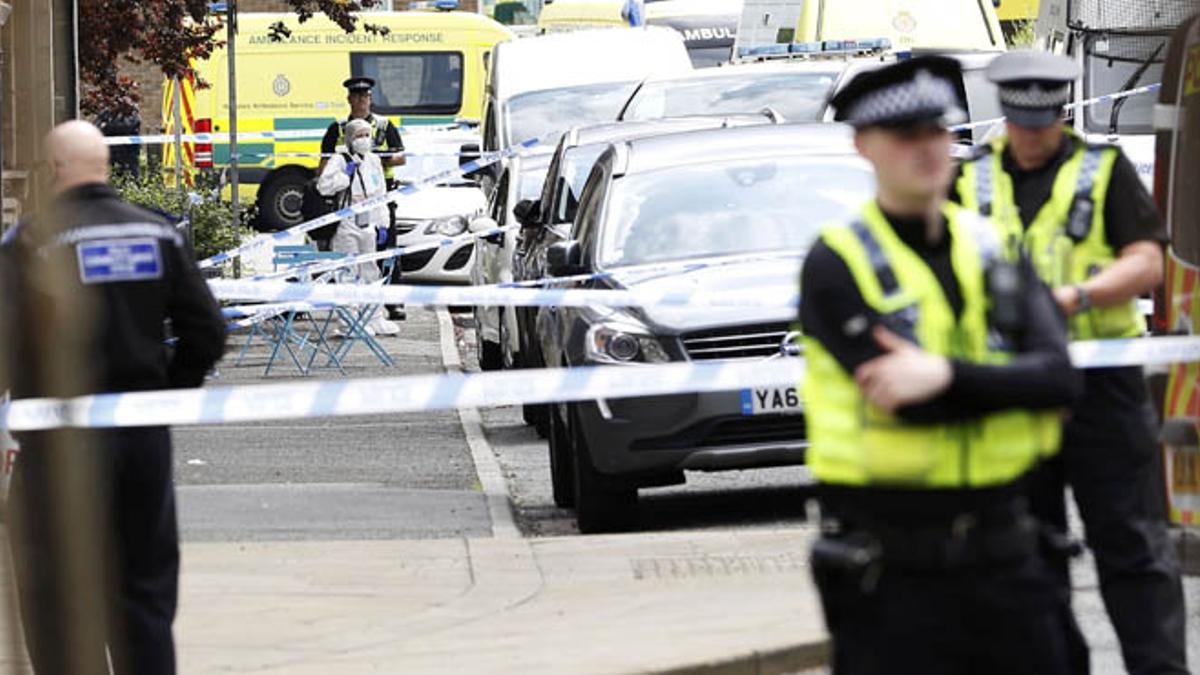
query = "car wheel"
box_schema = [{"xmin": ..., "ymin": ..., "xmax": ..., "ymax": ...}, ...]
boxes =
[
  {"xmin": 523, "ymin": 404, "xmax": 548, "ymax": 437},
  {"xmin": 477, "ymin": 338, "xmax": 502, "ymax": 371},
  {"xmin": 521, "ymin": 337, "xmax": 549, "ymax": 436},
  {"xmin": 547, "ymin": 402, "xmax": 575, "ymax": 508},
  {"xmin": 257, "ymin": 171, "xmax": 309, "ymax": 231},
  {"xmin": 569, "ymin": 403, "xmax": 637, "ymax": 534}
]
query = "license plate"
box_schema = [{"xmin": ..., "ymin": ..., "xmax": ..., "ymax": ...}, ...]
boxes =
[{"xmin": 740, "ymin": 387, "xmax": 802, "ymax": 415}]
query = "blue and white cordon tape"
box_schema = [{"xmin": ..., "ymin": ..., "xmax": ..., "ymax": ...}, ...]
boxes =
[
  {"xmin": 255, "ymin": 224, "xmax": 519, "ymax": 281},
  {"xmin": 208, "ymin": 278, "xmax": 803, "ymax": 310},
  {"xmin": 102, "ymin": 122, "xmax": 471, "ymax": 147},
  {"xmin": 950, "ymin": 83, "xmax": 1162, "ymax": 133},
  {"xmin": 5, "ymin": 335, "xmax": 1200, "ymax": 431},
  {"xmin": 198, "ymin": 136, "xmax": 545, "ymax": 269},
  {"xmin": 222, "ymin": 301, "xmax": 341, "ymax": 328}
]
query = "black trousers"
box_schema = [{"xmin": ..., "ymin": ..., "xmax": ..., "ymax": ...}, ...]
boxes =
[
  {"xmin": 8, "ymin": 427, "xmax": 178, "ymax": 675},
  {"xmin": 381, "ymin": 200, "xmax": 403, "ymax": 312},
  {"xmin": 1031, "ymin": 366, "xmax": 1189, "ymax": 675},
  {"xmin": 813, "ymin": 492, "xmax": 1073, "ymax": 675}
]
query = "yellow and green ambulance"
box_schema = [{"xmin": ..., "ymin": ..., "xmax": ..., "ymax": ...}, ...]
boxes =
[{"xmin": 163, "ymin": 9, "xmax": 513, "ymax": 229}]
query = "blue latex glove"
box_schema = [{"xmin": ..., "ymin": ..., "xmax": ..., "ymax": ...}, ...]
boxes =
[
  {"xmin": 343, "ymin": 160, "xmax": 358, "ymax": 177},
  {"xmin": 376, "ymin": 227, "xmax": 389, "ymax": 247}
]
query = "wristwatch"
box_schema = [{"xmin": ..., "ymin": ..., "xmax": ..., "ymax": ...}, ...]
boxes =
[{"xmin": 1074, "ymin": 285, "xmax": 1091, "ymax": 313}]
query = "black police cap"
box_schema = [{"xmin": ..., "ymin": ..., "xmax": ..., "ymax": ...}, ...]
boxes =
[
  {"xmin": 343, "ymin": 77, "xmax": 376, "ymax": 93},
  {"xmin": 986, "ymin": 50, "xmax": 1079, "ymax": 128},
  {"xmin": 830, "ymin": 56, "xmax": 965, "ymax": 130}
]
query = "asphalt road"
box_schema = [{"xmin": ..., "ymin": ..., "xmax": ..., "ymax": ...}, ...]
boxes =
[
  {"xmin": 170, "ymin": 306, "xmax": 1198, "ymax": 670},
  {"xmin": 171, "ymin": 308, "xmax": 489, "ymax": 541}
]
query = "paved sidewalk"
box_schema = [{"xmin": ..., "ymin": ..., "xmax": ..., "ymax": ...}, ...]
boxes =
[{"xmin": 0, "ymin": 529, "xmax": 828, "ymax": 674}]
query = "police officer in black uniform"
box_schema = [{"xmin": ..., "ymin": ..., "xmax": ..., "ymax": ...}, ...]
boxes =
[
  {"xmin": 321, "ymin": 77, "xmax": 407, "ymax": 320},
  {"xmin": 801, "ymin": 56, "xmax": 1082, "ymax": 674},
  {"xmin": 952, "ymin": 50, "xmax": 1189, "ymax": 675},
  {"xmin": 2, "ymin": 121, "xmax": 226, "ymax": 675}
]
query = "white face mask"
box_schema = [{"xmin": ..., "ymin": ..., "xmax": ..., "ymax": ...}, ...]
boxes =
[{"xmin": 350, "ymin": 137, "xmax": 372, "ymax": 156}]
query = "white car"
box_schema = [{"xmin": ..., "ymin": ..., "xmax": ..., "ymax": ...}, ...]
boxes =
[
  {"xmin": 469, "ymin": 150, "xmax": 553, "ymax": 370},
  {"xmin": 391, "ymin": 128, "xmax": 487, "ymax": 284}
]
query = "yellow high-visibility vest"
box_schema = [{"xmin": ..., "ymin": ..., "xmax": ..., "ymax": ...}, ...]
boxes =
[
  {"xmin": 956, "ymin": 133, "xmax": 1141, "ymax": 339},
  {"xmin": 802, "ymin": 201, "xmax": 1061, "ymax": 488}
]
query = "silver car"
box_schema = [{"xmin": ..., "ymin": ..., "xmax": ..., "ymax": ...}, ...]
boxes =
[{"xmin": 537, "ymin": 124, "xmax": 875, "ymax": 532}]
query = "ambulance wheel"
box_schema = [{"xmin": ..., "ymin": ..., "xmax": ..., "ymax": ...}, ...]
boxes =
[{"xmin": 258, "ymin": 171, "xmax": 309, "ymax": 231}]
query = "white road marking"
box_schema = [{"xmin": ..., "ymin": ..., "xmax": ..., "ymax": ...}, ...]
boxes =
[{"xmin": 435, "ymin": 307, "xmax": 521, "ymax": 539}]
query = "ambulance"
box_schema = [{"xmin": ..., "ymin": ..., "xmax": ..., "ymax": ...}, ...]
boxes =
[
  {"xmin": 162, "ymin": 9, "xmax": 513, "ymax": 231},
  {"xmin": 1153, "ymin": 11, "xmax": 1200, "ymax": 544},
  {"xmin": 1035, "ymin": 0, "xmax": 1193, "ymax": 188}
]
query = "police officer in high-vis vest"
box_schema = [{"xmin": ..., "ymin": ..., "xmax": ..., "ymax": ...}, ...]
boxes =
[
  {"xmin": 953, "ymin": 50, "xmax": 1188, "ymax": 675},
  {"xmin": 801, "ymin": 56, "xmax": 1082, "ymax": 674},
  {"xmin": 321, "ymin": 76, "xmax": 407, "ymax": 320}
]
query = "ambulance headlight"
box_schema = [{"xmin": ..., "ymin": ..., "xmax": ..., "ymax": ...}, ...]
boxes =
[{"xmin": 425, "ymin": 216, "xmax": 469, "ymax": 237}]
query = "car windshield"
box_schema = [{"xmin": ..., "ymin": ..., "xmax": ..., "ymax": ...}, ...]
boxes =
[
  {"xmin": 505, "ymin": 81, "xmax": 639, "ymax": 147},
  {"xmin": 1083, "ymin": 36, "xmax": 1168, "ymax": 135},
  {"xmin": 622, "ymin": 71, "xmax": 838, "ymax": 122},
  {"xmin": 552, "ymin": 144, "xmax": 609, "ymax": 223},
  {"xmin": 599, "ymin": 156, "xmax": 873, "ymax": 267}
]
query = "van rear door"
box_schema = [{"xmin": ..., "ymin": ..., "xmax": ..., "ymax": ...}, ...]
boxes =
[{"xmin": 1153, "ymin": 12, "xmax": 1200, "ymax": 528}]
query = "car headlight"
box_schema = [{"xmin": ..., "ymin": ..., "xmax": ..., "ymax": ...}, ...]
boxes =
[
  {"xmin": 585, "ymin": 322, "xmax": 671, "ymax": 364},
  {"xmin": 424, "ymin": 216, "xmax": 469, "ymax": 237}
]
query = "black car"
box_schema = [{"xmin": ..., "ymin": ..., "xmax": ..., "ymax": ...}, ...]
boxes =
[
  {"xmin": 535, "ymin": 123, "xmax": 875, "ymax": 532},
  {"xmin": 511, "ymin": 113, "xmax": 779, "ymax": 435}
]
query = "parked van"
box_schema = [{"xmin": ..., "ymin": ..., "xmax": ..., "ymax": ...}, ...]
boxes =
[
  {"xmin": 162, "ymin": 9, "xmax": 513, "ymax": 229},
  {"xmin": 1035, "ymin": 0, "xmax": 1193, "ymax": 187},
  {"xmin": 537, "ymin": 0, "xmax": 740, "ymax": 66},
  {"xmin": 1152, "ymin": 12, "xmax": 1200, "ymax": 530},
  {"xmin": 734, "ymin": 0, "xmax": 1005, "ymax": 56},
  {"xmin": 479, "ymin": 26, "xmax": 692, "ymax": 188}
]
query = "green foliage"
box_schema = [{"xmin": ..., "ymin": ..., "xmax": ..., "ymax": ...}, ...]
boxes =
[
  {"xmin": 1006, "ymin": 20, "xmax": 1037, "ymax": 48},
  {"xmin": 111, "ymin": 171, "xmax": 253, "ymax": 262}
]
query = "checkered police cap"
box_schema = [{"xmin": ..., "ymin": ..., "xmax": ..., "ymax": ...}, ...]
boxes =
[
  {"xmin": 831, "ymin": 56, "xmax": 966, "ymax": 130},
  {"xmin": 998, "ymin": 82, "xmax": 1071, "ymax": 109}
]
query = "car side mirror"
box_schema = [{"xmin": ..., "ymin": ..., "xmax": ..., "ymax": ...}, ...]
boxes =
[
  {"xmin": 468, "ymin": 215, "xmax": 498, "ymax": 233},
  {"xmin": 513, "ymin": 199, "xmax": 540, "ymax": 227},
  {"xmin": 459, "ymin": 143, "xmax": 482, "ymax": 182},
  {"xmin": 547, "ymin": 240, "xmax": 584, "ymax": 277}
]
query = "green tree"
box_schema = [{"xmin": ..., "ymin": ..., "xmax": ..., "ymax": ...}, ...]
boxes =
[{"xmin": 77, "ymin": 0, "xmax": 388, "ymax": 116}]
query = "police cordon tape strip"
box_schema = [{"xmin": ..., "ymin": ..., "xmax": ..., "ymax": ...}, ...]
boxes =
[
  {"xmin": 228, "ymin": 150, "xmax": 466, "ymax": 160},
  {"xmin": 208, "ymin": 277, "xmax": 803, "ymax": 310},
  {"xmin": 4, "ymin": 335, "xmax": 1200, "ymax": 432},
  {"xmin": 225, "ymin": 301, "xmax": 345, "ymax": 329},
  {"xmin": 498, "ymin": 251, "xmax": 807, "ymax": 289},
  {"xmin": 950, "ymin": 83, "xmax": 1163, "ymax": 133},
  {"xmin": 254, "ymin": 224, "xmax": 519, "ymax": 282},
  {"xmin": 101, "ymin": 122, "xmax": 472, "ymax": 147},
  {"xmin": 198, "ymin": 136, "xmax": 546, "ymax": 269}
]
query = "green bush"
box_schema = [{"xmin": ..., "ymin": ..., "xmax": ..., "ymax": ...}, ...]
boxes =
[{"xmin": 111, "ymin": 171, "xmax": 254, "ymax": 262}]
